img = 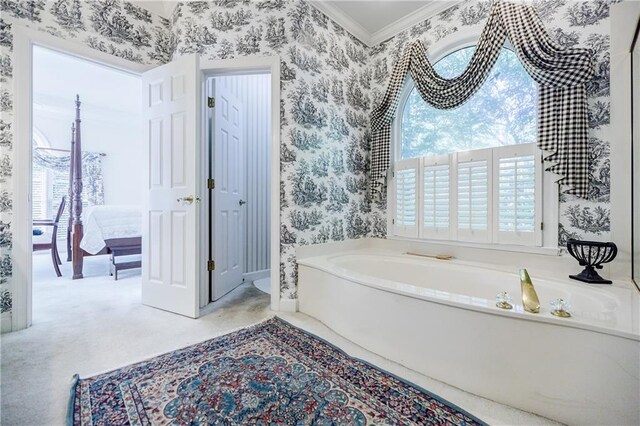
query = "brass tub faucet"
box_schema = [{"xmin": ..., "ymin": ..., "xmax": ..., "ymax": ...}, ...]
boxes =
[{"xmin": 520, "ymin": 269, "xmax": 540, "ymax": 314}]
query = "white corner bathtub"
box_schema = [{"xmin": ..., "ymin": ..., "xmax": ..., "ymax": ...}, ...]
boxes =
[{"xmin": 297, "ymin": 250, "xmax": 640, "ymax": 426}]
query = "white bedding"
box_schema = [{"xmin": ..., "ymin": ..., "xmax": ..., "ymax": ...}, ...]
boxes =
[{"xmin": 79, "ymin": 206, "xmax": 142, "ymax": 255}]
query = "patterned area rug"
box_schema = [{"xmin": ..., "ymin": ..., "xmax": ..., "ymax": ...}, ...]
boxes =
[{"xmin": 69, "ymin": 317, "xmax": 486, "ymax": 425}]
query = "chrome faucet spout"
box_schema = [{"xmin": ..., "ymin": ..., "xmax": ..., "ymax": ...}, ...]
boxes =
[{"xmin": 520, "ymin": 268, "xmax": 540, "ymax": 314}]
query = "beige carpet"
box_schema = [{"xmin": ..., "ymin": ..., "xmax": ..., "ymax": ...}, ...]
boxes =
[{"xmin": 1, "ymin": 252, "xmax": 557, "ymax": 425}]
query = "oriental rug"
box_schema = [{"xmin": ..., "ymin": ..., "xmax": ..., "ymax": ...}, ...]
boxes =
[{"xmin": 69, "ymin": 317, "xmax": 485, "ymax": 425}]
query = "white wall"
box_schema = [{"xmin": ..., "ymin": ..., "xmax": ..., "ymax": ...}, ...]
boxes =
[
  {"xmin": 32, "ymin": 46, "xmax": 143, "ymax": 206},
  {"xmin": 215, "ymin": 74, "xmax": 271, "ymax": 274},
  {"xmin": 610, "ymin": 2, "xmax": 640, "ymax": 284}
]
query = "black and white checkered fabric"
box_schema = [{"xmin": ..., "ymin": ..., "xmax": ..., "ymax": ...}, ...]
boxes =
[{"xmin": 370, "ymin": 0, "xmax": 594, "ymax": 199}]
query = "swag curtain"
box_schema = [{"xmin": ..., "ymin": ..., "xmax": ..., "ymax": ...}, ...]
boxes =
[
  {"xmin": 370, "ymin": 0, "xmax": 594, "ymax": 199},
  {"xmin": 32, "ymin": 148, "xmax": 105, "ymax": 206}
]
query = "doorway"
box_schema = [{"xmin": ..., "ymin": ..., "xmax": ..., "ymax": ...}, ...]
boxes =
[
  {"xmin": 30, "ymin": 45, "xmax": 144, "ymax": 323},
  {"xmin": 13, "ymin": 29, "xmax": 282, "ymax": 330},
  {"xmin": 206, "ymin": 73, "xmax": 271, "ymax": 302}
]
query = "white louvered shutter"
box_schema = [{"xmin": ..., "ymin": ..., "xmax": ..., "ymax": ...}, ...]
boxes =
[
  {"xmin": 422, "ymin": 155, "xmax": 450, "ymax": 239},
  {"xmin": 493, "ymin": 144, "xmax": 540, "ymax": 245},
  {"xmin": 394, "ymin": 158, "xmax": 419, "ymax": 237},
  {"xmin": 32, "ymin": 164, "xmax": 48, "ymax": 221},
  {"xmin": 456, "ymin": 150, "xmax": 491, "ymax": 243}
]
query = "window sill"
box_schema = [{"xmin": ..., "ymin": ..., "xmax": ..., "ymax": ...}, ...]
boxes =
[{"xmin": 386, "ymin": 235, "xmax": 561, "ymax": 257}]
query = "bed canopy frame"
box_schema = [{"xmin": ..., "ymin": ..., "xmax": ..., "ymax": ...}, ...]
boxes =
[{"xmin": 67, "ymin": 95, "xmax": 141, "ymax": 280}]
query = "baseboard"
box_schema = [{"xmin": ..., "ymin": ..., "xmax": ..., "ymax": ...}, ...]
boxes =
[
  {"xmin": 1, "ymin": 313, "xmax": 12, "ymax": 333},
  {"xmin": 243, "ymin": 269, "xmax": 269, "ymax": 283},
  {"xmin": 279, "ymin": 298, "xmax": 298, "ymax": 312}
]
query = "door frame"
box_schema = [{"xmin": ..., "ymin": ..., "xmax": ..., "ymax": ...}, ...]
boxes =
[
  {"xmin": 199, "ymin": 57, "xmax": 281, "ymax": 312},
  {"xmin": 11, "ymin": 25, "xmax": 153, "ymax": 331},
  {"xmin": 11, "ymin": 28, "xmax": 282, "ymax": 332}
]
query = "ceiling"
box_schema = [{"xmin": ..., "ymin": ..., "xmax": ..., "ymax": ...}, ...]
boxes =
[
  {"xmin": 33, "ymin": 45, "xmax": 141, "ymax": 115},
  {"xmin": 132, "ymin": 0, "xmax": 461, "ymax": 47}
]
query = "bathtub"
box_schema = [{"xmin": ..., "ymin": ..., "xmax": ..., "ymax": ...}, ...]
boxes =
[{"xmin": 297, "ymin": 250, "xmax": 640, "ymax": 425}]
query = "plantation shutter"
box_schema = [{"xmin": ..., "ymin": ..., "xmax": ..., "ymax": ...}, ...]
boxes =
[
  {"xmin": 422, "ymin": 155, "xmax": 450, "ymax": 239},
  {"xmin": 394, "ymin": 159, "xmax": 419, "ymax": 237},
  {"xmin": 493, "ymin": 144, "xmax": 540, "ymax": 245},
  {"xmin": 32, "ymin": 165, "xmax": 48, "ymax": 221},
  {"xmin": 456, "ymin": 150, "xmax": 491, "ymax": 243}
]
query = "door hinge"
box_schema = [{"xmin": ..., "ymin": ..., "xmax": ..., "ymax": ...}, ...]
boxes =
[
  {"xmin": 207, "ymin": 97, "xmax": 215, "ymax": 108},
  {"xmin": 541, "ymin": 222, "xmax": 544, "ymax": 231},
  {"xmin": 392, "ymin": 219, "xmax": 395, "ymax": 225},
  {"xmin": 207, "ymin": 178, "xmax": 215, "ymax": 190},
  {"xmin": 207, "ymin": 260, "xmax": 215, "ymax": 271}
]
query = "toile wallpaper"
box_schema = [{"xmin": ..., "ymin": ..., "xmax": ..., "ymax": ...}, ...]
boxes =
[
  {"xmin": 0, "ymin": 0, "xmax": 619, "ymax": 327},
  {"xmin": 367, "ymin": 0, "xmax": 615, "ymax": 247},
  {"xmin": 170, "ymin": 0, "xmax": 374, "ymax": 300}
]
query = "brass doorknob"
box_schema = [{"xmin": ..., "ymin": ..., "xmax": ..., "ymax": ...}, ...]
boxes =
[{"xmin": 177, "ymin": 195, "xmax": 200, "ymax": 204}]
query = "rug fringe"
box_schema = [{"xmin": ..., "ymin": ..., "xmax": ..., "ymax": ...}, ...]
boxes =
[{"xmin": 66, "ymin": 374, "xmax": 79, "ymax": 426}]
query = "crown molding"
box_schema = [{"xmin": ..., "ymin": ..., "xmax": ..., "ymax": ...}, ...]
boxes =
[
  {"xmin": 308, "ymin": 1, "xmax": 373, "ymax": 46},
  {"xmin": 309, "ymin": 1, "xmax": 465, "ymax": 47},
  {"xmin": 130, "ymin": 1, "xmax": 175, "ymax": 20},
  {"xmin": 370, "ymin": 1, "xmax": 464, "ymax": 45}
]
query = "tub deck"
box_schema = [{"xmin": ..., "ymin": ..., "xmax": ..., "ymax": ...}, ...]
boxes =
[{"xmin": 298, "ymin": 250, "xmax": 640, "ymax": 341}]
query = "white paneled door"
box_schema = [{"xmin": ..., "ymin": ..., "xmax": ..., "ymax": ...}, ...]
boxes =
[
  {"xmin": 212, "ymin": 80, "xmax": 245, "ymax": 301},
  {"xmin": 141, "ymin": 55, "xmax": 200, "ymax": 318}
]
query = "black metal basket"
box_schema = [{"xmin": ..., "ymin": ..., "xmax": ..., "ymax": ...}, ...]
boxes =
[{"xmin": 566, "ymin": 239, "xmax": 617, "ymax": 284}]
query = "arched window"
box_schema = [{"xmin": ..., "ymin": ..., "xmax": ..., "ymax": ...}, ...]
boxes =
[
  {"xmin": 392, "ymin": 46, "xmax": 551, "ymax": 248},
  {"xmin": 400, "ymin": 47, "xmax": 537, "ymax": 159}
]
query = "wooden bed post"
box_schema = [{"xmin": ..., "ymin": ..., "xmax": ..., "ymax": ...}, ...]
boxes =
[
  {"xmin": 66, "ymin": 122, "xmax": 75, "ymax": 262},
  {"xmin": 71, "ymin": 95, "xmax": 84, "ymax": 279}
]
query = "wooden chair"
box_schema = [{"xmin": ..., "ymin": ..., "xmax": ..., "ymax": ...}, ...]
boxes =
[{"xmin": 33, "ymin": 196, "xmax": 66, "ymax": 277}]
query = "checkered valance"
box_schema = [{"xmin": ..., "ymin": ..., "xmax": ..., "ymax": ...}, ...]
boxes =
[{"xmin": 370, "ymin": 0, "xmax": 594, "ymax": 199}]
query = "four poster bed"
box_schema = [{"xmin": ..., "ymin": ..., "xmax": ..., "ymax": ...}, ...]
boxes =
[{"xmin": 67, "ymin": 95, "xmax": 142, "ymax": 280}]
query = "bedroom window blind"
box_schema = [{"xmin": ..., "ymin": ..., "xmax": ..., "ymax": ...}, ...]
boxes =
[
  {"xmin": 391, "ymin": 144, "xmax": 540, "ymax": 246},
  {"xmin": 32, "ymin": 164, "xmax": 48, "ymax": 222}
]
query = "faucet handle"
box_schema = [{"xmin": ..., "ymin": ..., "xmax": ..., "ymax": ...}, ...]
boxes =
[
  {"xmin": 550, "ymin": 298, "xmax": 572, "ymax": 318},
  {"xmin": 496, "ymin": 292, "xmax": 513, "ymax": 310}
]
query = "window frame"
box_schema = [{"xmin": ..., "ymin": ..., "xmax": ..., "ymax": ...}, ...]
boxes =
[{"xmin": 388, "ymin": 46, "xmax": 559, "ymax": 253}]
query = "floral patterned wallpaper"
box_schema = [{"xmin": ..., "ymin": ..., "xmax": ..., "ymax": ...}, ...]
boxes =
[
  {"xmin": 0, "ymin": 0, "xmax": 620, "ymax": 327},
  {"xmin": 367, "ymin": 0, "xmax": 616, "ymax": 247}
]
